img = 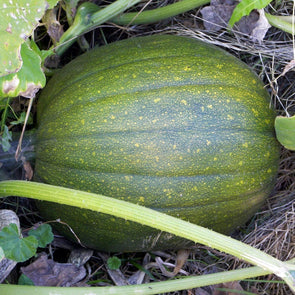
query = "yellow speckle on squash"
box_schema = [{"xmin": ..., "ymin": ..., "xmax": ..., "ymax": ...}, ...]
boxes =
[
  {"xmin": 206, "ymin": 140, "xmax": 211, "ymax": 146},
  {"xmin": 207, "ymin": 105, "xmax": 213, "ymax": 109},
  {"xmin": 242, "ymin": 142, "xmax": 249, "ymax": 148},
  {"xmin": 181, "ymin": 99, "xmax": 187, "ymax": 105},
  {"xmin": 135, "ymin": 143, "xmax": 140, "ymax": 147},
  {"xmin": 154, "ymin": 98, "xmax": 161, "ymax": 103},
  {"xmin": 81, "ymin": 119, "xmax": 85, "ymax": 125},
  {"xmin": 227, "ymin": 114, "xmax": 234, "ymax": 120},
  {"xmin": 252, "ymin": 108, "xmax": 259, "ymax": 116},
  {"xmin": 139, "ymin": 196, "xmax": 145, "ymax": 202}
]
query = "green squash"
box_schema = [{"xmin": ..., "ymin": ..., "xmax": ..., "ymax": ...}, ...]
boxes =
[{"xmin": 35, "ymin": 35, "xmax": 279, "ymax": 252}]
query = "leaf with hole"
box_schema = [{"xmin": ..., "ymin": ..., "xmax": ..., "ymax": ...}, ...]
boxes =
[
  {"xmin": 0, "ymin": 40, "xmax": 46, "ymax": 98},
  {"xmin": 275, "ymin": 115, "xmax": 295, "ymax": 151},
  {"xmin": 228, "ymin": 0, "xmax": 272, "ymax": 28},
  {"xmin": 0, "ymin": 223, "xmax": 38, "ymax": 262}
]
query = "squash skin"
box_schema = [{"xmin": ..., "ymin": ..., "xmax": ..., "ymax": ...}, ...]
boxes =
[{"xmin": 35, "ymin": 35, "xmax": 280, "ymax": 252}]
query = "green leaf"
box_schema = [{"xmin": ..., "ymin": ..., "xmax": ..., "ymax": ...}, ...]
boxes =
[
  {"xmin": 10, "ymin": 112, "xmax": 33, "ymax": 126},
  {"xmin": 228, "ymin": 0, "xmax": 272, "ymax": 28},
  {"xmin": 0, "ymin": 223, "xmax": 38, "ymax": 262},
  {"xmin": 18, "ymin": 274, "xmax": 35, "ymax": 286},
  {"xmin": 0, "ymin": 0, "xmax": 59, "ymax": 76},
  {"xmin": 275, "ymin": 115, "xmax": 295, "ymax": 151},
  {"xmin": 0, "ymin": 40, "xmax": 46, "ymax": 98},
  {"xmin": 1, "ymin": 125, "xmax": 12, "ymax": 152},
  {"xmin": 107, "ymin": 256, "xmax": 121, "ymax": 270},
  {"xmin": 28, "ymin": 224, "xmax": 54, "ymax": 248}
]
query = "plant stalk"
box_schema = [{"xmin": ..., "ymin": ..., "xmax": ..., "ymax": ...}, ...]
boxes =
[
  {"xmin": 0, "ymin": 180, "xmax": 294, "ymax": 292},
  {"xmin": 265, "ymin": 13, "xmax": 295, "ymax": 35},
  {"xmin": 110, "ymin": 0, "xmax": 210, "ymax": 25},
  {"xmin": 2, "ymin": 261, "xmax": 294, "ymax": 295},
  {"xmin": 53, "ymin": 0, "xmax": 210, "ymax": 56},
  {"xmin": 54, "ymin": 0, "xmax": 142, "ymax": 56}
]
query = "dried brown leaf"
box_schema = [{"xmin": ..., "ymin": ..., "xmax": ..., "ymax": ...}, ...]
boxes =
[
  {"xmin": 212, "ymin": 281, "xmax": 245, "ymax": 294},
  {"xmin": 21, "ymin": 253, "xmax": 86, "ymax": 286}
]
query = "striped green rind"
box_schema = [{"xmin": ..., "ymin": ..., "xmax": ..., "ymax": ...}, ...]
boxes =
[{"xmin": 35, "ymin": 35, "xmax": 279, "ymax": 252}]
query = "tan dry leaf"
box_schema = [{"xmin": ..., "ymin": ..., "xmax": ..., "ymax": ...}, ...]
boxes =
[
  {"xmin": 250, "ymin": 9, "xmax": 271, "ymax": 42},
  {"xmin": 281, "ymin": 59, "xmax": 295, "ymax": 76},
  {"xmin": 212, "ymin": 281, "xmax": 245, "ymax": 295}
]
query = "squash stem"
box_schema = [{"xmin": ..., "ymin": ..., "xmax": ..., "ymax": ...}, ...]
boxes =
[
  {"xmin": 0, "ymin": 180, "xmax": 295, "ymax": 292},
  {"xmin": 110, "ymin": 0, "xmax": 210, "ymax": 25},
  {"xmin": 54, "ymin": 0, "xmax": 210, "ymax": 56},
  {"xmin": 55, "ymin": 0, "xmax": 143, "ymax": 56},
  {"xmin": 265, "ymin": 13, "xmax": 295, "ymax": 35},
  {"xmin": 2, "ymin": 261, "xmax": 295, "ymax": 295}
]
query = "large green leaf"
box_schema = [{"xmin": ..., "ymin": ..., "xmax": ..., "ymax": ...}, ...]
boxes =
[
  {"xmin": 0, "ymin": 223, "xmax": 38, "ymax": 262},
  {"xmin": 275, "ymin": 115, "xmax": 295, "ymax": 151},
  {"xmin": 228, "ymin": 0, "xmax": 272, "ymax": 28},
  {"xmin": 0, "ymin": 40, "xmax": 46, "ymax": 98},
  {"xmin": 0, "ymin": 0, "xmax": 58, "ymax": 77}
]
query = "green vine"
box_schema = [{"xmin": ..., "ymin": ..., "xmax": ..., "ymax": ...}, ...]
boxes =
[{"xmin": 0, "ymin": 180, "xmax": 295, "ymax": 293}]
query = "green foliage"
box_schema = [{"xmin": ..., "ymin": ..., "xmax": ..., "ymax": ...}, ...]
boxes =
[
  {"xmin": 228, "ymin": 0, "xmax": 272, "ymax": 28},
  {"xmin": 275, "ymin": 115, "xmax": 295, "ymax": 151},
  {"xmin": 18, "ymin": 274, "xmax": 35, "ymax": 286},
  {"xmin": 28, "ymin": 223, "xmax": 54, "ymax": 248},
  {"xmin": 10, "ymin": 111, "xmax": 33, "ymax": 126},
  {"xmin": 0, "ymin": 223, "xmax": 38, "ymax": 262},
  {"xmin": 0, "ymin": 125, "xmax": 12, "ymax": 152},
  {"xmin": 0, "ymin": 40, "xmax": 46, "ymax": 98},
  {"xmin": 107, "ymin": 256, "xmax": 122, "ymax": 270},
  {"xmin": 0, "ymin": 223, "xmax": 53, "ymax": 262},
  {"xmin": 0, "ymin": 0, "xmax": 58, "ymax": 77}
]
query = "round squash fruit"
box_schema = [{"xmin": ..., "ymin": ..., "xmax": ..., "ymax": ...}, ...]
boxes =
[{"xmin": 35, "ymin": 35, "xmax": 280, "ymax": 252}]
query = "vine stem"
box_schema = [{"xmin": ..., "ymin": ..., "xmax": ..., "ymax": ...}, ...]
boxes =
[
  {"xmin": 0, "ymin": 180, "xmax": 295, "ymax": 293},
  {"xmin": 265, "ymin": 13, "xmax": 295, "ymax": 35},
  {"xmin": 55, "ymin": 0, "xmax": 143, "ymax": 56},
  {"xmin": 0, "ymin": 263, "xmax": 292, "ymax": 295},
  {"xmin": 54, "ymin": 0, "xmax": 210, "ymax": 56},
  {"xmin": 110, "ymin": 0, "xmax": 210, "ymax": 25}
]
